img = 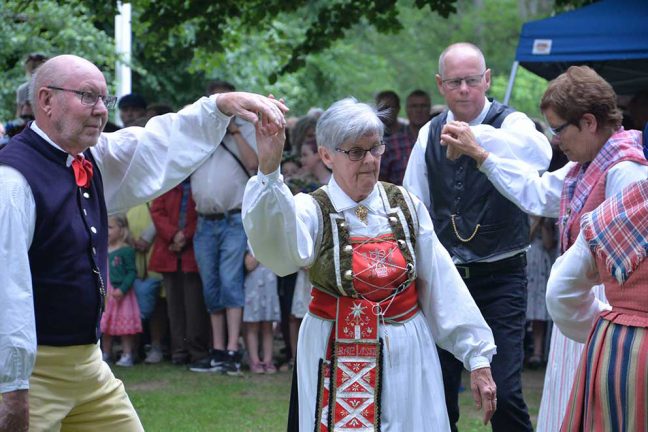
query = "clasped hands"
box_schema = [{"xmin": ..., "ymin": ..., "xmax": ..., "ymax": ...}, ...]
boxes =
[
  {"xmin": 216, "ymin": 92, "xmax": 289, "ymax": 137},
  {"xmin": 440, "ymin": 121, "xmax": 489, "ymax": 165}
]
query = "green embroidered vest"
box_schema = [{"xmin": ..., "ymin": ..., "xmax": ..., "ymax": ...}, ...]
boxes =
[{"xmin": 308, "ymin": 182, "xmax": 418, "ymax": 298}]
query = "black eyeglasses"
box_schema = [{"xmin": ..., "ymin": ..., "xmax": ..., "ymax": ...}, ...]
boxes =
[
  {"xmin": 441, "ymin": 73, "xmax": 485, "ymax": 90},
  {"xmin": 335, "ymin": 144, "xmax": 386, "ymax": 161},
  {"xmin": 548, "ymin": 121, "xmax": 570, "ymax": 137},
  {"xmin": 47, "ymin": 86, "xmax": 117, "ymax": 110}
]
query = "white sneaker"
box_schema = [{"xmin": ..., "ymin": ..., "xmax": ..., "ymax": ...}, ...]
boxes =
[
  {"xmin": 116, "ymin": 354, "xmax": 134, "ymax": 367},
  {"xmin": 144, "ymin": 347, "xmax": 163, "ymax": 364}
]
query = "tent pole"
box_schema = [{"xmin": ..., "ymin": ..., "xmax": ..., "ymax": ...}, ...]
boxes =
[{"xmin": 504, "ymin": 61, "xmax": 519, "ymax": 105}]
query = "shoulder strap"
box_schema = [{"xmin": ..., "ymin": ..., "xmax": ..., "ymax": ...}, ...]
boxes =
[
  {"xmin": 221, "ymin": 140, "xmax": 251, "ymax": 179},
  {"xmin": 380, "ymin": 182, "xmax": 418, "ymax": 278}
]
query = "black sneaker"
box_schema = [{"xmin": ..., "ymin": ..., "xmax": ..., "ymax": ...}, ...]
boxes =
[
  {"xmin": 188, "ymin": 350, "xmax": 226, "ymax": 373},
  {"xmin": 223, "ymin": 350, "xmax": 243, "ymax": 376}
]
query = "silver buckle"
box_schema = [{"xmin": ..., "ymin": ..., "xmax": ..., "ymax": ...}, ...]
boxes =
[{"xmin": 456, "ymin": 266, "xmax": 470, "ymax": 279}]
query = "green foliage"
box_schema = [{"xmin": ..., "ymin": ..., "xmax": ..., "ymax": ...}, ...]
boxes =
[
  {"xmin": 491, "ymin": 68, "xmax": 548, "ymax": 121},
  {"xmin": 2, "ymin": 0, "xmax": 573, "ymax": 121},
  {"xmin": 0, "ymin": 0, "xmax": 117, "ymax": 121}
]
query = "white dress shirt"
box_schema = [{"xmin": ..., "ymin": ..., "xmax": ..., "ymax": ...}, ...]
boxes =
[
  {"xmin": 403, "ymin": 98, "xmax": 553, "ymax": 263},
  {"xmin": 243, "ymin": 169, "xmax": 497, "ymax": 430},
  {"xmin": 191, "ymin": 117, "xmax": 258, "ymax": 214},
  {"xmin": 0, "ymin": 95, "xmax": 231, "ymax": 393}
]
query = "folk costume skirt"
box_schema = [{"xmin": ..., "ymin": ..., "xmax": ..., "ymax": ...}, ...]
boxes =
[
  {"xmin": 561, "ymin": 316, "xmax": 648, "ymax": 431},
  {"xmin": 295, "ymin": 311, "xmax": 452, "ymax": 431}
]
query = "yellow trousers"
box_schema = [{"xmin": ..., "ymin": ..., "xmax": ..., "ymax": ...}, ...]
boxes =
[{"xmin": 29, "ymin": 344, "xmax": 143, "ymax": 432}]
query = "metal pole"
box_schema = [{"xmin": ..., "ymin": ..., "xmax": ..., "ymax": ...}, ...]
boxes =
[
  {"xmin": 504, "ymin": 61, "xmax": 519, "ymax": 106},
  {"xmin": 115, "ymin": 2, "xmax": 132, "ymax": 125}
]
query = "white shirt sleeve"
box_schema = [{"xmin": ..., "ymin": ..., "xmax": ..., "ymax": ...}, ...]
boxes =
[
  {"xmin": 0, "ymin": 167, "xmax": 37, "ymax": 393},
  {"xmin": 473, "ymin": 111, "xmax": 552, "ymax": 172},
  {"xmin": 605, "ymin": 161, "xmax": 648, "ymax": 197},
  {"xmin": 479, "ymin": 155, "xmax": 570, "ymax": 217},
  {"xmin": 546, "ymin": 233, "xmax": 611, "ymax": 343},
  {"xmin": 403, "ymin": 123, "xmax": 432, "ymax": 208},
  {"xmin": 92, "ymin": 95, "xmax": 232, "ymax": 214},
  {"xmin": 412, "ymin": 195, "xmax": 496, "ymax": 370},
  {"xmin": 242, "ymin": 169, "xmax": 318, "ymax": 276}
]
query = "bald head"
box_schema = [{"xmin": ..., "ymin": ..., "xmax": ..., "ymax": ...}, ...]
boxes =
[
  {"xmin": 30, "ymin": 55, "xmax": 104, "ymax": 110},
  {"xmin": 29, "ymin": 55, "xmax": 109, "ymax": 154},
  {"xmin": 438, "ymin": 43, "xmax": 486, "ymax": 78}
]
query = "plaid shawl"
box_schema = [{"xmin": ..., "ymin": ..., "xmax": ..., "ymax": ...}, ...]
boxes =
[
  {"xmin": 559, "ymin": 128, "xmax": 645, "ymax": 252},
  {"xmin": 581, "ymin": 179, "xmax": 648, "ymax": 285}
]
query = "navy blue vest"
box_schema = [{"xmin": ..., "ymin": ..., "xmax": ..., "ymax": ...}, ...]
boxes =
[
  {"xmin": 424, "ymin": 100, "xmax": 530, "ymax": 263},
  {"xmin": 0, "ymin": 127, "xmax": 108, "ymax": 346}
]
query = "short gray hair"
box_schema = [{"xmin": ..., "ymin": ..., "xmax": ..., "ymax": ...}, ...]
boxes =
[
  {"xmin": 438, "ymin": 42, "xmax": 486, "ymax": 78},
  {"xmin": 28, "ymin": 58, "xmax": 64, "ymax": 109},
  {"xmin": 316, "ymin": 98, "xmax": 384, "ymax": 152}
]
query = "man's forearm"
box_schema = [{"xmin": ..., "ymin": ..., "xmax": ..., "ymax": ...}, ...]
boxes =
[{"xmin": 0, "ymin": 389, "xmax": 29, "ymax": 432}]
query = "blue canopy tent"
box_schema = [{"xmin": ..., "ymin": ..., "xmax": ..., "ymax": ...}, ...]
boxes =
[{"xmin": 504, "ymin": 0, "xmax": 648, "ymax": 103}]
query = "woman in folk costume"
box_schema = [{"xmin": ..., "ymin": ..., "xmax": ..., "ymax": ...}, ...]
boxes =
[
  {"xmin": 546, "ymin": 178, "xmax": 648, "ymax": 431},
  {"xmin": 242, "ymin": 98, "xmax": 497, "ymax": 431},
  {"xmin": 438, "ymin": 65, "xmax": 648, "ymax": 431}
]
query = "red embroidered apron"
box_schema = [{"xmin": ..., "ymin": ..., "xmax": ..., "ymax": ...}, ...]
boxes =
[{"xmin": 309, "ymin": 234, "xmax": 419, "ymax": 431}]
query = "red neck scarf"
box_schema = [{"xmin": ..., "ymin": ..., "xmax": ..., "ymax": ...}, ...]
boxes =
[{"xmin": 71, "ymin": 155, "xmax": 93, "ymax": 188}]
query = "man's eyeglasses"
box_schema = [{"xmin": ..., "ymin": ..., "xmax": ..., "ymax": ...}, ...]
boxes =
[
  {"xmin": 441, "ymin": 73, "xmax": 485, "ymax": 90},
  {"xmin": 547, "ymin": 121, "xmax": 570, "ymax": 137},
  {"xmin": 335, "ymin": 144, "xmax": 386, "ymax": 161},
  {"xmin": 47, "ymin": 86, "xmax": 117, "ymax": 110}
]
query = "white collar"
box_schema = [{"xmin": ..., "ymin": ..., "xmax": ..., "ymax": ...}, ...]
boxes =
[
  {"xmin": 30, "ymin": 122, "xmax": 85, "ymax": 167},
  {"xmin": 326, "ymin": 176, "xmax": 382, "ymax": 214},
  {"xmin": 446, "ymin": 97, "xmax": 492, "ymax": 126}
]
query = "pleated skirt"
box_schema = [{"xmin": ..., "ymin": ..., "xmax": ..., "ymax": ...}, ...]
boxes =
[{"xmin": 561, "ymin": 317, "xmax": 648, "ymax": 431}]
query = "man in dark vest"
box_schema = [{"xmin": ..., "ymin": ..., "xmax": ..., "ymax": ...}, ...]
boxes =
[
  {"xmin": 0, "ymin": 54, "xmax": 287, "ymax": 432},
  {"xmin": 403, "ymin": 43, "xmax": 551, "ymax": 431}
]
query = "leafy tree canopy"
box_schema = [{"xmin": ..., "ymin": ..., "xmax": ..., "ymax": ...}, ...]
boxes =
[
  {"xmin": 1, "ymin": 1, "xmax": 116, "ymax": 121},
  {"xmin": 2, "ymin": 0, "xmax": 594, "ymax": 122}
]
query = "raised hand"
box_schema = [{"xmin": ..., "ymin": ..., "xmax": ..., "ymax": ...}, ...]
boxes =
[
  {"xmin": 216, "ymin": 92, "xmax": 289, "ymax": 136},
  {"xmin": 256, "ymin": 122, "xmax": 286, "ymax": 175},
  {"xmin": 440, "ymin": 121, "xmax": 489, "ymax": 164}
]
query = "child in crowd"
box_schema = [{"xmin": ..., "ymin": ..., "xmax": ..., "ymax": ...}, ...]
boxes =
[
  {"xmin": 280, "ymin": 154, "xmax": 300, "ymax": 181},
  {"xmin": 243, "ymin": 250, "xmax": 281, "ymax": 374},
  {"xmin": 101, "ymin": 214, "xmax": 142, "ymax": 367}
]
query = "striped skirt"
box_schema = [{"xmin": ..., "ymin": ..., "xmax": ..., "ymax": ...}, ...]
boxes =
[{"xmin": 561, "ymin": 317, "xmax": 648, "ymax": 431}]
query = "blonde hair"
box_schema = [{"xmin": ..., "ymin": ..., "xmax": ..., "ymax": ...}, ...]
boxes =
[{"xmin": 109, "ymin": 213, "xmax": 132, "ymax": 245}]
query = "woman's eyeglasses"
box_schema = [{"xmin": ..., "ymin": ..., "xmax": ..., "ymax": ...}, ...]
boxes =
[
  {"xmin": 547, "ymin": 121, "xmax": 570, "ymax": 137},
  {"xmin": 335, "ymin": 144, "xmax": 386, "ymax": 161}
]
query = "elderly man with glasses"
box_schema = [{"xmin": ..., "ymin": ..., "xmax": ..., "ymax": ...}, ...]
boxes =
[
  {"xmin": 437, "ymin": 65, "xmax": 648, "ymax": 431},
  {"xmin": 0, "ymin": 54, "xmax": 287, "ymax": 432},
  {"xmin": 403, "ymin": 42, "xmax": 551, "ymax": 432}
]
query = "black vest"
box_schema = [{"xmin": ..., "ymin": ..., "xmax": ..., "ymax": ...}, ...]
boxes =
[
  {"xmin": 0, "ymin": 127, "xmax": 107, "ymax": 346},
  {"xmin": 424, "ymin": 100, "xmax": 530, "ymax": 263}
]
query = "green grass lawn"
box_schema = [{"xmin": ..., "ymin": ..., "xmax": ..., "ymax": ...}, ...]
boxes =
[{"xmin": 114, "ymin": 362, "xmax": 545, "ymax": 431}]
